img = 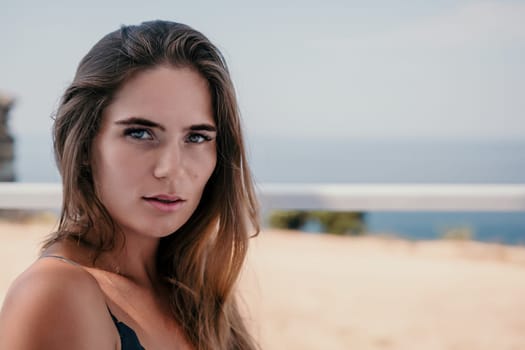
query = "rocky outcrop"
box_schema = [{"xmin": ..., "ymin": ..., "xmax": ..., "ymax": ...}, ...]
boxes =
[{"xmin": 0, "ymin": 93, "xmax": 15, "ymax": 182}]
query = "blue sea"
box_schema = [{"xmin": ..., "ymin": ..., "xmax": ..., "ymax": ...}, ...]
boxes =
[
  {"xmin": 364, "ymin": 211, "xmax": 525, "ymax": 245},
  {"xmin": 248, "ymin": 137, "xmax": 525, "ymax": 245},
  {"xmin": 13, "ymin": 135, "xmax": 525, "ymax": 245}
]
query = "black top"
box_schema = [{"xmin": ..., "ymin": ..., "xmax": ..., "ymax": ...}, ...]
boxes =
[{"xmin": 108, "ymin": 308, "xmax": 145, "ymax": 350}]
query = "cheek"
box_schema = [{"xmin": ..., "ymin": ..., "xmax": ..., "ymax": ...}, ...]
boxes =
[
  {"xmin": 191, "ymin": 161, "xmax": 216, "ymax": 195},
  {"xmin": 191, "ymin": 158, "xmax": 216, "ymax": 207},
  {"xmin": 187, "ymin": 145, "xmax": 217, "ymax": 181},
  {"xmin": 108, "ymin": 141, "xmax": 134, "ymax": 163},
  {"xmin": 202, "ymin": 149, "xmax": 217, "ymax": 183},
  {"xmin": 92, "ymin": 142, "xmax": 142, "ymax": 191}
]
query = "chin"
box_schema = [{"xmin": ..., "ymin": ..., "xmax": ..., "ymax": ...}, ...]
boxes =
[{"xmin": 148, "ymin": 221, "xmax": 185, "ymax": 238}]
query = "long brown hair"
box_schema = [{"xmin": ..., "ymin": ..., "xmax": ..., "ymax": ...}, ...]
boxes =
[{"xmin": 44, "ymin": 20, "xmax": 260, "ymax": 350}]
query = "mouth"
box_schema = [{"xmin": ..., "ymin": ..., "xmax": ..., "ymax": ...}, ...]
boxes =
[{"xmin": 142, "ymin": 195, "xmax": 186, "ymax": 212}]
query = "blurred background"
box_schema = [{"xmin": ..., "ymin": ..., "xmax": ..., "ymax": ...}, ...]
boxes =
[
  {"xmin": 1, "ymin": 1, "xmax": 525, "ymax": 349},
  {"xmin": 2, "ymin": 0, "xmax": 525, "ymax": 242}
]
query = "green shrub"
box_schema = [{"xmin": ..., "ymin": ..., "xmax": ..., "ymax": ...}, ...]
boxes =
[
  {"xmin": 268, "ymin": 210, "xmax": 365, "ymax": 235},
  {"xmin": 441, "ymin": 226, "xmax": 475, "ymax": 241}
]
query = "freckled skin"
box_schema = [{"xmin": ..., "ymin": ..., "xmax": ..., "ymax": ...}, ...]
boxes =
[{"xmin": 91, "ymin": 66, "xmax": 217, "ymax": 239}]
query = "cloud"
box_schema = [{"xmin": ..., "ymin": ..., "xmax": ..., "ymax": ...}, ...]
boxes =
[{"xmin": 309, "ymin": 1, "xmax": 525, "ymax": 50}]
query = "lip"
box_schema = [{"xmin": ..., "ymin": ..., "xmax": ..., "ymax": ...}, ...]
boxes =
[
  {"xmin": 142, "ymin": 194, "xmax": 186, "ymax": 213},
  {"xmin": 145, "ymin": 193, "xmax": 183, "ymax": 201}
]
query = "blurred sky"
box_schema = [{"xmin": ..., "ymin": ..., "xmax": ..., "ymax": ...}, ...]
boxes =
[{"xmin": 1, "ymin": 0, "xmax": 525, "ymax": 181}]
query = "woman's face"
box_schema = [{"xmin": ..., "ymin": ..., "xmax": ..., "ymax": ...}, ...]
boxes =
[{"xmin": 91, "ymin": 65, "xmax": 217, "ymax": 239}]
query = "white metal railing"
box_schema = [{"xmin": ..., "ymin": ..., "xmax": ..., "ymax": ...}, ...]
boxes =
[
  {"xmin": 1, "ymin": 182, "xmax": 525, "ymax": 212},
  {"xmin": 257, "ymin": 183, "xmax": 525, "ymax": 212},
  {"xmin": 0, "ymin": 183, "xmax": 62, "ymax": 210}
]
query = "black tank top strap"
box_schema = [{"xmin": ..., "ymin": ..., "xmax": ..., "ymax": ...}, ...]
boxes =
[{"xmin": 39, "ymin": 254, "xmax": 82, "ymax": 266}]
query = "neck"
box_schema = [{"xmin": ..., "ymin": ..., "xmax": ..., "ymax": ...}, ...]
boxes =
[
  {"xmin": 63, "ymin": 230, "xmax": 162, "ymax": 290},
  {"xmin": 111, "ymin": 233, "xmax": 161, "ymax": 288}
]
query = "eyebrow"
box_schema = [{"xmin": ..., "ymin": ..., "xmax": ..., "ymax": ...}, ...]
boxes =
[
  {"xmin": 115, "ymin": 117, "xmax": 217, "ymax": 133},
  {"xmin": 189, "ymin": 124, "xmax": 217, "ymax": 132},
  {"xmin": 115, "ymin": 117, "xmax": 165, "ymax": 131}
]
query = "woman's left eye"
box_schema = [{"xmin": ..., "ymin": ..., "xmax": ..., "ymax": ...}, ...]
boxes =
[{"xmin": 187, "ymin": 133, "xmax": 211, "ymax": 144}]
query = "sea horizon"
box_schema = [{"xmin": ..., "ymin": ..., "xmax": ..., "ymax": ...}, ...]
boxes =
[{"xmin": 9, "ymin": 136, "xmax": 525, "ymax": 245}]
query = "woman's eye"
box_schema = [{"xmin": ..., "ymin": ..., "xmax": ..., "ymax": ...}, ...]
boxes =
[
  {"xmin": 124, "ymin": 128, "xmax": 153, "ymax": 140},
  {"xmin": 187, "ymin": 133, "xmax": 211, "ymax": 144}
]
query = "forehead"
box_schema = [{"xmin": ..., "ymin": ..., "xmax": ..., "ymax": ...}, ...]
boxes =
[{"xmin": 103, "ymin": 65, "xmax": 214, "ymax": 127}]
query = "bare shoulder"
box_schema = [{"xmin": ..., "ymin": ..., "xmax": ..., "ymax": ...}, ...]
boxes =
[{"xmin": 0, "ymin": 257, "xmax": 118, "ymax": 350}]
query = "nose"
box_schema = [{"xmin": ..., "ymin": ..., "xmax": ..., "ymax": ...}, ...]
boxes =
[{"xmin": 153, "ymin": 144, "xmax": 184, "ymax": 181}]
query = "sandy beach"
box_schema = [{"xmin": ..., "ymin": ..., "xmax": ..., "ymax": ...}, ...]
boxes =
[{"xmin": 1, "ymin": 220, "xmax": 525, "ymax": 350}]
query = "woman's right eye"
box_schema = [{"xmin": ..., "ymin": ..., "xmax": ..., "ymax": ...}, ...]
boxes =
[{"xmin": 124, "ymin": 128, "xmax": 153, "ymax": 140}]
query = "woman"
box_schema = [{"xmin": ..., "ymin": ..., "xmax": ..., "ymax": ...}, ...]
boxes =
[{"xmin": 0, "ymin": 20, "xmax": 260, "ymax": 350}]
